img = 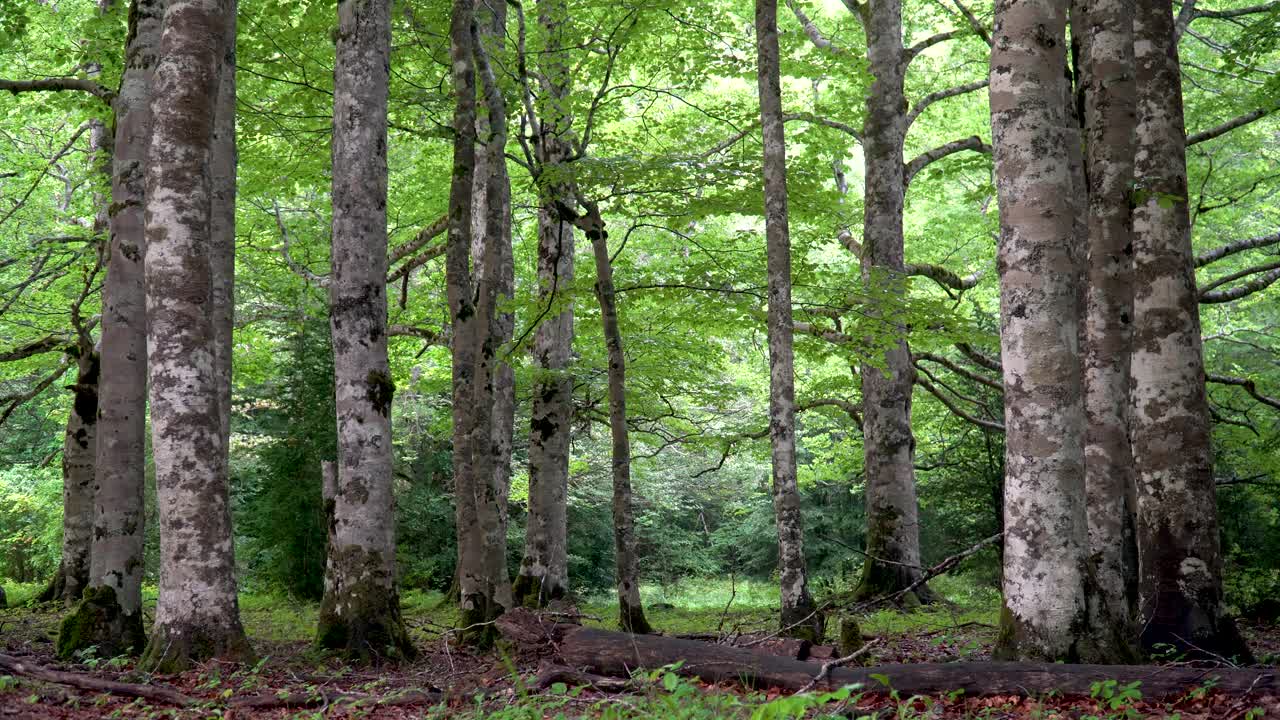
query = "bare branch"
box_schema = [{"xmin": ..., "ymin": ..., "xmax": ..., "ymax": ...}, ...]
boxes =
[
  {"xmin": 955, "ymin": 342, "xmax": 1002, "ymax": 372},
  {"xmin": 906, "ymin": 29, "xmax": 966, "ymax": 60},
  {"xmin": 904, "ymin": 262, "xmax": 984, "ymax": 293},
  {"xmin": 906, "ymin": 80, "xmax": 990, "ymax": 128},
  {"xmin": 1198, "ymin": 261, "xmax": 1280, "ymax": 303},
  {"xmin": 1207, "ymin": 373, "xmax": 1280, "ymax": 412},
  {"xmin": 1187, "ymin": 106, "xmax": 1279, "ymax": 147},
  {"xmin": 785, "ymin": 0, "xmax": 850, "ymax": 55},
  {"xmin": 0, "ymin": 356, "xmax": 72, "ymax": 427},
  {"xmin": 915, "ymin": 351, "xmax": 1003, "ymax": 390},
  {"xmin": 701, "ymin": 112, "xmax": 861, "ymax": 158},
  {"xmin": 0, "ymin": 334, "xmax": 73, "ymax": 363},
  {"xmin": 944, "ymin": 0, "xmax": 992, "ymax": 46},
  {"xmin": 387, "ymin": 243, "xmax": 448, "ymax": 284},
  {"xmin": 273, "ymin": 200, "xmax": 329, "ymax": 288},
  {"xmin": 905, "ymin": 136, "xmax": 991, "ymax": 185},
  {"xmin": 388, "ymin": 324, "xmax": 447, "ymax": 345},
  {"xmin": 388, "ymin": 215, "xmax": 448, "ymax": 265},
  {"xmin": 914, "ymin": 373, "xmax": 1005, "ymax": 432},
  {"xmin": 0, "ymin": 77, "xmax": 115, "ymax": 104},
  {"xmin": 1174, "ymin": 0, "xmax": 1200, "ymax": 40},
  {"xmin": 1195, "ymin": 231, "xmax": 1280, "ymax": 267}
]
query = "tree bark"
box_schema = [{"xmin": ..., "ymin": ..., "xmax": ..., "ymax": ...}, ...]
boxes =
[
  {"xmin": 516, "ymin": 0, "xmax": 575, "ymax": 608},
  {"xmin": 210, "ymin": 0, "xmax": 236, "ymax": 463},
  {"xmin": 756, "ymin": 0, "xmax": 819, "ymax": 642},
  {"xmin": 58, "ymin": 340, "xmax": 99, "ymax": 605},
  {"xmin": 554, "ymin": 627, "xmax": 1280, "ymax": 698},
  {"xmin": 470, "ymin": 0, "xmax": 515, "ymax": 612},
  {"xmin": 988, "ymin": 0, "xmax": 1095, "ymax": 662},
  {"xmin": 447, "ymin": 0, "xmax": 508, "ymax": 642},
  {"xmin": 582, "ymin": 203, "xmax": 651, "ymax": 634},
  {"xmin": 1077, "ymin": 0, "xmax": 1140, "ymax": 641},
  {"xmin": 853, "ymin": 0, "xmax": 932, "ymax": 607},
  {"xmin": 1130, "ymin": 0, "xmax": 1252, "ymax": 663},
  {"xmin": 139, "ymin": 0, "xmax": 251, "ymax": 672},
  {"xmin": 65, "ymin": 0, "xmax": 162, "ymax": 658},
  {"xmin": 317, "ymin": 0, "xmax": 414, "ymax": 662}
]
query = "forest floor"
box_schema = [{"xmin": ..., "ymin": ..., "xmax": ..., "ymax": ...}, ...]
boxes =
[{"xmin": 1, "ymin": 577, "xmax": 1278, "ymax": 719}]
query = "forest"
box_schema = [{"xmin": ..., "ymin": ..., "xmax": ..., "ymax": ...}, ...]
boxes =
[{"xmin": 0, "ymin": 0, "xmax": 1278, "ymax": 717}]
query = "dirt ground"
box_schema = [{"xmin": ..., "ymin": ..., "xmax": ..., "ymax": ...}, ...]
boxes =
[{"xmin": 3, "ymin": 600, "xmax": 1279, "ymax": 719}]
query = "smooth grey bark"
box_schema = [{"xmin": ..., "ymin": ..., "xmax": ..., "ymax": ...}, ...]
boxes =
[
  {"xmin": 577, "ymin": 202, "xmax": 651, "ymax": 634},
  {"xmin": 139, "ymin": 0, "xmax": 251, "ymax": 672},
  {"xmin": 988, "ymin": 0, "xmax": 1095, "ymax": 662},
  {"xmin": 65, "ymin": 0, "xmax": 162, "ymax": 658},
  {"xmin": 756, "ymin": 0, "xmax": 820, "ymax": 642},
  {"xmin": 57, "ymin": 335, "xmax": 99, "ymax": 606},
  {"xmin": 1130, "ymin": 0, "xmax": 1252, "ymax": 663},
  {"xmin": 210, "ymin": 0, "xmax": 236, "ymax": 461},
  {"xmin": 468, "ymin": 0, "xmax": 515, "ymax": 612},
  {"xmin": 515, "ymin": 0, "xmax": 574, "ymax": 608},
  {"xmin": 1077, "ymin": 0, "xmax": 1140, "ymax": 638},
  {"xmin": 317, "ymin": 0, "xmax": 414, "ymax": 662},
  {"xmin": 853, "ymin": 0, "xmax": 932, "ymax": 606},
  {"xmin": 448, "ymin": 0, "xmax": 508, "ymax": 642}
]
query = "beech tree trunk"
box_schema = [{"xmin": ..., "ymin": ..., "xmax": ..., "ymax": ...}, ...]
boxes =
[
  {"xmin": 58, "ymin": 340, "xmax": 99, "ymax": 605},
  {"xmin": 1130, "ymin": 0, "xmax": 1251, "ymax": 663},
  {"xmin": 317, "ymin": 0, "xmax": 414, "ymax": 661},
  {"xmin": 516, "ymin": 0, "xmax": 575, "ymax": 608},
  {"xmin": 1077, "ymin": 0, "xmax": 1140, "ymax": 635},
  {"xmin": 210, "ymin": 0, "xmax": 236, "ymax": 460},
  {"xmin": 582, "ymin": 204, "xmax": 652, "ymax": 634},
  {"xmin": 448, "ymin": 0, "xmax": 508, "ymax": 641},
  {"xmin": 756, "ymin": 0, "xmax": 819, "ymax": 642},
  {"xmin": 64, "ymin": 0, "xmax": 161, "ymax": 658},
  {"xmin": 988, "ymin": 0, "xmax": 1095, "ymax": 662},
  {"xmin": 140, "ymin": 0, "xmax": 251, "ymax": 672},
  {"xmin": 468, "ymin": 0, "xmax": 515, "ymax": 612},
  {"xmin": 854, "ymin": 0, "xmax": 932, "ymax": 606}
]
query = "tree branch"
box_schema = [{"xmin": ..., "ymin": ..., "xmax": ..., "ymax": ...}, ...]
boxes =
[
  {"xmin": 905, "ymin": 136, "xmax": 991, "ymax": 185},
  {"xmin": 904, "ymin": 262, "xmax": 984, "ymax": 293},
  {"xmin": 0, "ymin": 334, "xmax": 72, "ymax": 363},
  {"xmin": 954, "ymin": 343, "xmax": 1002, "ymax": 372},
  {"xmin": 273, "ymin": 200, "xmax": 329, "ymax": 288},
  {"xmin": 1195, "ymin": 231, "xmax": 1280, "ymax": 267},
  {"xmin": 1186, "ymin": 106, "xmax": 1279, "ymax": 147},
  {"xmin": 0, "ymin": 77, "xmax": 115, "ymax": 104},
  {"xmin": 1198, "ymin": 261, "xmax": 1280, "ymax": 303},
  {"xmin": 1207, "ymin": 373, "xmax": 1280, "ymax": 412},
  {"xmin": 915, "ymin": 351, "xmax": 1003, "ymax": 390},
  {"xmin": 388, "ymin": 215, "xmax": 448, "ymax": 265},
  {"xmin": 914, "ymin": 373, "xmax": 1005, "ymax": 432},
  {"xmin": 784, "ymin": 0, "xmax": 850, "ymax": 55},
  {"xmin": 906, "ymin": 80, "xmax": 990, "ymax": 128}
]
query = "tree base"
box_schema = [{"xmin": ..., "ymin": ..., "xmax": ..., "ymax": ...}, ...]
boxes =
[
  {"xmin": 780, "ymin": 603, "xmax": 824, "ymax": 644},
  {"xmin": 512, "ymin": 573, "xmax": 566, "ymax": 609},
  {"xmin": 618, "ymin": 599, "xmax": 652, "ymax": 635},
  {"xmin": 36, "ymin": 565, "xmax": 66, "ymax": 604},
  {"xmin": 852, "ymin": 559, "xmax": 935, "ymax": 608},
  {"xmin": 316, "ymin": 601, "xmax": 416, "ymax": 662},
  {"xmin": 139, "ymin": 619, "xmax": 254, "ymax": 673},
  {"xmin": 57, "ymin": 586, "xmax": 146, "ymax": 660}
]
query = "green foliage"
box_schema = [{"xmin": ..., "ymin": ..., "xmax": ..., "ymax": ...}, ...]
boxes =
[
  {"xmin": 234, "ymin": 317, "xmax": 336, "ymax": 599},
  {"xmin": 0, "ymin": 465, "xmax": 61, "ymax": 584}
]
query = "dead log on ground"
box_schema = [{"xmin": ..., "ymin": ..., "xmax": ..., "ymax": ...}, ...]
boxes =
[
  {"xmin": 0, "ymin": 652, "xmax": 195, "ymax": 706},
  {"xmin": 557, "ymin": 627, "xmax": 1280, "ymax": 698}
]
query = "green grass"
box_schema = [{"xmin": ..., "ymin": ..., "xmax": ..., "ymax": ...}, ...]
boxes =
[{"xmin": 0, "ymin": 581, "xmax": 42, "ymax": 606}]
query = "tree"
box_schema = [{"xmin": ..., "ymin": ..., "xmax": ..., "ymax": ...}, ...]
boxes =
[
  {"xmin": 988, "ymin": 0, "xmax": 1097, "ymax": 662},
  {"xmin": 1076, "ymin": 0, "xmax": 1140, "ymax": 636},
  {"xmin": 59, "ymin": 0, "xmax": 162, "ymax": 659},
  {"xmin": 448, "ymin": 0, "xmax": 509, "ymax": 640},
  {"xmin": 316, "ymin": 0, "xmax": 415, "ymax": 661},
  {"xmin": 1129, "ymin": 0, "xmax": 1252, "ymax": 663},
  {"xmin": 139, "ymin": 0, "xmax": 252, "ymax": 672},
  {"xmin": 514, "ymin": 0, "xmax": 577, "ymax": 608},
  {"xmin": 757, "ymin": 0, "xmax": 820, "ymax": 642}
]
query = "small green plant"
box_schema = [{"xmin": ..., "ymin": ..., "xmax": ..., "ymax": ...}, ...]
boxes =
[{"xmin": 1086, "ymin": 679, "xmax": 1144, "ymax": 720}]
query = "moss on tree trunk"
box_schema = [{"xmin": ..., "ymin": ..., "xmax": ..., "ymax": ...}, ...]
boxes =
[{"xmin": 57, "ymin": 585, "xmax": 145, "ymax": 660}]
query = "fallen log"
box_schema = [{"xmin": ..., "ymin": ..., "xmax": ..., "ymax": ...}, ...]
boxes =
[
  {"xmin": 0, "ymin": 652, "xmax": 195, "ymax": 706},
  {"xmin": 229, "ymin": 687, "xmax": 442, "ymax": 710},
  {"xmin": 558, "ymin": 627, "xmax": 1280, "ymax": 698}
]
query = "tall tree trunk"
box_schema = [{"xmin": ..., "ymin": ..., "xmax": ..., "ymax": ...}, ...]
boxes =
[
  {"xmin": 61, "ymin": 0, "xmax": 161, "ymax": 658},
  {"xmin": 448, "ymin": 0, "xmax": 508, "ymax": 643},
  {"xmin": 756, "ymin": 0, "xmax": 820, "ymax": 642},
  {"xmin": 139, "ymin": 0, "xmax": 251, "ymax": 673},
  {"xmin": 1077, "ymin": 0, "xmax": 1140, "ymax": 637},
  {"xmin": 58, "ymin": 339, "xmax": 99, "ymax": 605},
  {"xmin": 210, "ymin": 0, "xmax": 236, "ymax": 462},
  {"xmin": 853, "ymin": 0, "xmax": 932, "ymax": 606},
  {"xmin": 470, "ymin": 0, "xmax": 515, "ymax": 612},
  {"xmin": 316, "ymin": 0, "xmax": 414, "ymax": 662},
  {"xmin": 579, "ymin": 203, "xmax": 652, "ymax": 634},
  {"xmin": 988, "ymin": 0, "xmax": 1094, "ymax": 662},
  {"xmin": 1130, "ymin": 0, "xmax": 1251, "ymax": 663},
  {"xmin": 515, "ymin": 0, "xmax": 575, "ymax": 609}
]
